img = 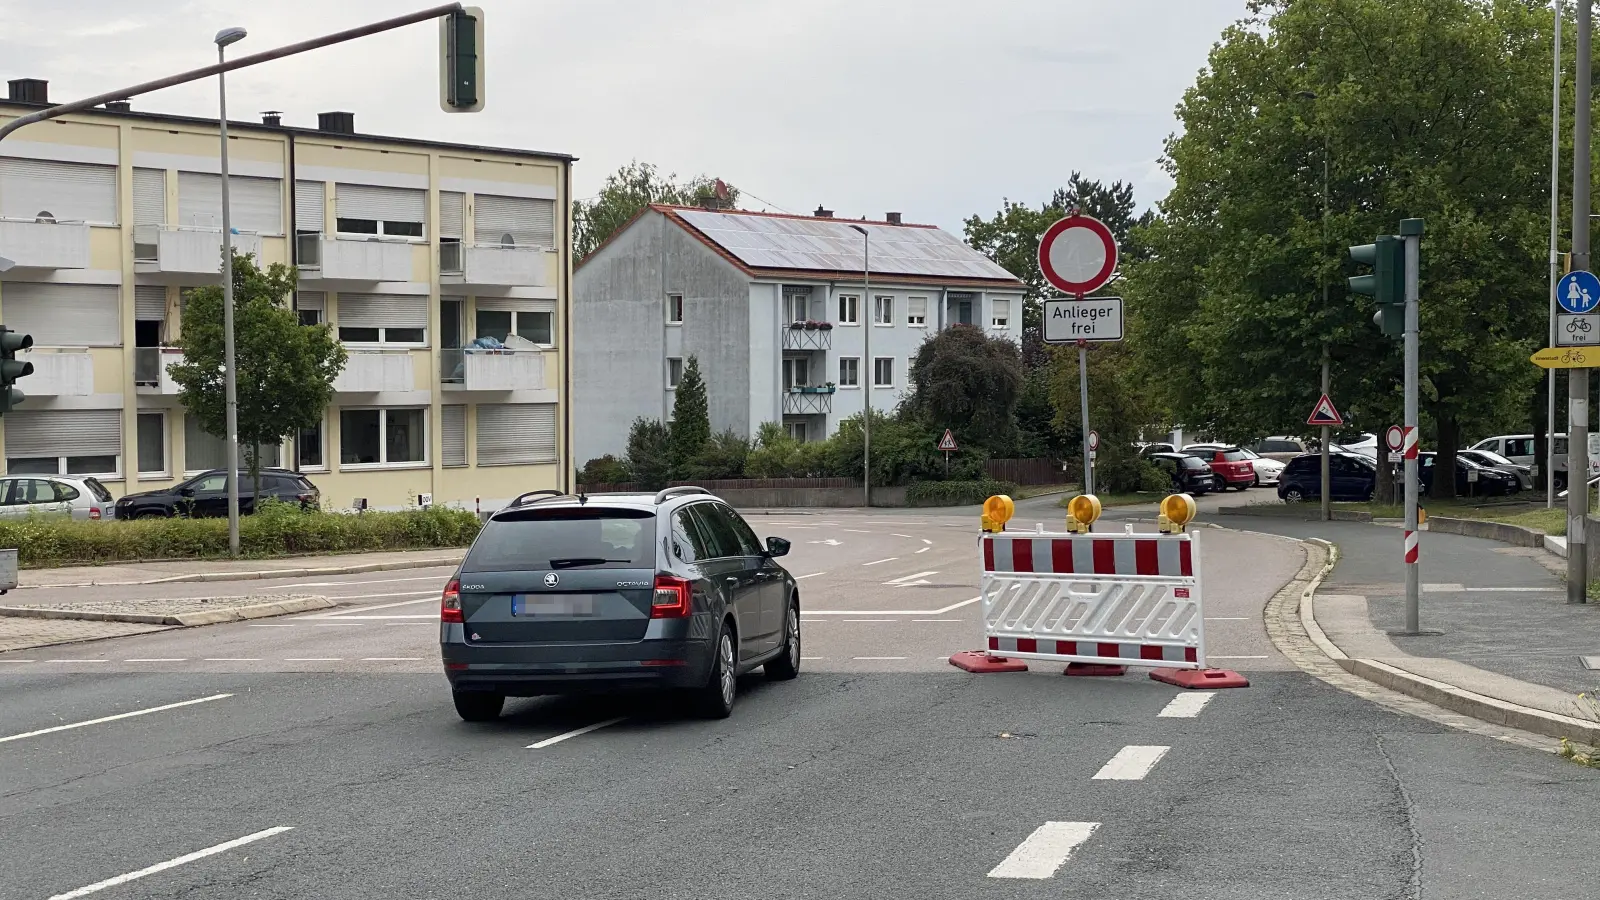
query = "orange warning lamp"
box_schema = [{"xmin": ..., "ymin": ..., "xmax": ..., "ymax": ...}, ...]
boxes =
[
  {"xmin": 1159, "ymin": 493, "xmax": 1197, "ymax": 533},
  {"xmin": 981, "ymin": 494, "xmax": 1014, "ymax": 533},
  {"xmin": 1066, "ymin": 494, "xmax": 1102, "ymax": 533}
]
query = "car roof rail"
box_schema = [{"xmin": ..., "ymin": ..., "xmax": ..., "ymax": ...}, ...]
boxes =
[
  {"xmin": 653, "ymin": 486, "xmax": 711, "ymax": 505},
  {"xmin": 508, "ymin": 489, "xmax": 567, "ymax": 507}
]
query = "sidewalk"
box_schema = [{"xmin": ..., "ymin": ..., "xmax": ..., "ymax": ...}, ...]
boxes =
[{"xmin": 13, "ymin": 547, "xmax": 466, "ymax": 589}]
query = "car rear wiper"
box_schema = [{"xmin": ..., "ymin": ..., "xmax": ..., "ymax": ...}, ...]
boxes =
[{"xmin": 548, "ymin": 557, "xmax": 632, "ymax": 569}]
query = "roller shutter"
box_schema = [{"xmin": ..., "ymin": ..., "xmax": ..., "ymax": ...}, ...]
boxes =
[
  {"xmin": 135, "ymin": 285, "xmax": 167, "ymax": 321},
  {"xmin": 133, "ymin": 168, "xmax": 166, "ymax": 226},
  {"xmin": 296, "ymin": 291, "xmax": 325, "ymax": 311},
  {"xmin": 440, "ymin": 192, "xmax": 464, "ymax": 239},
  {"xmin": 5, "ymin": 409, "xmax": 121, "ymax": 458},
  {"xmin": 2, "ymin": 283, "xmax": 121, "ymax": 346},
  {"xmin": 476, "ymin": 403, "xmax": 557, "ymax": 466},
  {"xmin": 336, "ymin": 183, "xmax": 425, "ymax": 223},
  {"xmin": 476, "ymin": 297, "xmax": 555, "ymax": 313},
  {"xmin": 474, "ymin": 195, "xmax": 554, "ymax": 249},
  {"xmin": 336, "ymin": 293, "xmax": 427, "ymax": 329},
  {"xmin": 0, "ymin": 157, "xmax": 118, "ymax": 224},
  {"xmin": 442, "ymin": 405, "xmax": 466, "ymax": 467},
  {"xmin": 177, "ymin": 172, "xmax": 284, "ymax": 234},
  {"xmin": 295, "ymin": 180, "xmax": 325, "ymax": 232}
]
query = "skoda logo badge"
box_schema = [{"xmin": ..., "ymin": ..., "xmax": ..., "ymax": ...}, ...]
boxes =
[{"xmin": 543, "ymin": 572, "xmax": 559, "ymax": 587}]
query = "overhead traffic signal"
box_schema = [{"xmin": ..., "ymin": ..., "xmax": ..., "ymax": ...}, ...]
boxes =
[
  {"xmin": 1348, "ymin": 233, "xmax": 1405, "ymax": 339},
  {"xmin": 440, "ymin": 7, "xmax": 485, "ymax": 113},
  {"xmin": 0, "ymin": 326, "xmax": 34, "ymax": 415}
]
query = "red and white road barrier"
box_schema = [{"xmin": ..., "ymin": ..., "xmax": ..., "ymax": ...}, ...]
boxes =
[
  {"xmin": 951, "ymin": 529, "xmax": 1247, "ymax": 689},
  {"xmin": 1403, "ymin": 529, "xmax": 1419, "ymax": 564}
]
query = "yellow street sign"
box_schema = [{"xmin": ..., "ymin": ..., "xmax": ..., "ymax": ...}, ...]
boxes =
[{"xmin": 1531, "ymin": 347, "xmax": 1596, "ymax": 369}]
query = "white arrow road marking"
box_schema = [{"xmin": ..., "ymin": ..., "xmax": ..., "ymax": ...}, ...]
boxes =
[
  {"xmin": 1093, "ymin": 746, "xmax": 1170, "ymax": 780},
  {"xmin": 884, "ymin": 571, "xmax": 938, "ymax": 585},
  {"xmin": 988, "ymin": 822, "xmax": 1100, "ymax": 879},
  {"xmin": 48, "ymin": 826, "xmax": 294, "ymax": 900}
]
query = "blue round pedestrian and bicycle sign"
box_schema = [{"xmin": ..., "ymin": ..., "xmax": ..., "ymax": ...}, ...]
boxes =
[{"xmin": 1558, "ymin": 270, "xmax": 1600, "ymax": 314}]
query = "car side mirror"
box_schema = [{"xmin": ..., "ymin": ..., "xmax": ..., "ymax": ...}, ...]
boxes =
[
  {"xmin": 178, "ymin": 487, "xmax": 194, "ymax": 497},
  {"xmin": 765, "ymin": 536, "xmax": 791, "ymax": 558}
]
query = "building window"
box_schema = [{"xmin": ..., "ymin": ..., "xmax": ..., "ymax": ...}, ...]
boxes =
[
  {"xmin": 907, "ymin": 296, "xmax": 927, "ymax": 326},
  {"xmin": 874, "ymin": 295, "xmax": 894, "ymax": 326},
  {"xmin": 838, "ymin": 294, "xmax": 859, "ymax": 325},
  {"xmin": 136, "ymin": 412, "xmax": 166, "ymax": 475},
  {"xmin": 784, "ymin": 292, "xmax": 810, "ymax": 323},
  {"xmin": 476, "ymin": 309, "xmax": 554, "ymax": 345},
  {"xmin": 782, "ymin": 357, "xmax": 810, "ymax": 390},
  {"xmin": 335, "ymin": 217, "xmax": 422, "ymax": 238},
  {"xmin": 338, "ymin": 325, "xmax": 424, "ymax": 345},
  {"xmin": 298, "ymin": 420, "xmax": 325, "ymax": 470},
  {"xmin": 5, "ymin": 409, "xmax": 122, "ymax": 476},
  {"xmin": 184, "ymin": 416, "xmax": 279, "ymax": 473},
  {"xmin": 839, "ymin": 357, "xmax": 859, "ymax": 388},
  {"xmin": 340, "ymin": 408, "xmax": 427, "ymax": 467},
  {"xmin": 785, "ymin": 421, "xmax": 808, "ymax": 443},
  {"xmin": 298, "ymin": 308, "xmax": 322, "ymax": 327},
  {"xmin": 666, "ymin": 293, "xmax": 684, "ymax": 325},
  {"xmin": 992, "ymin": 299, "xmax": 1010, "ymax": 329},
  {"xmin": 874, "ymin": 357, "xmax": 894, "ymax": 387},
  {"xmin": 667, "ymin": 357, "xmax": 683, "ymax": 389}
]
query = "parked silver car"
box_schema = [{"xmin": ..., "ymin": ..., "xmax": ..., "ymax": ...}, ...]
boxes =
[
  {"xmin": 1457, "ymin": 449, "xmax": 1535, "ymax": 491},
  {"xmin": 0, "ymin": 475, "xmax": 115, "ymax": 521}
]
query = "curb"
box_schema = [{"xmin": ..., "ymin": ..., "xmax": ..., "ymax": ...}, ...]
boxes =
[
  {"xmin": 0, "ymin": 595, "xmax": 334, "ymax": 626},
  {"xmin": 1425, "ymin": 516, "xmax": 1545, "ymax": 549},
  {"xmin": 1216, "ymin": 506, "xmax": 1372, "ymax": 522},
  {"xmin": 18, "ymin": 554, "xmax": 465, "ymax": 589}
]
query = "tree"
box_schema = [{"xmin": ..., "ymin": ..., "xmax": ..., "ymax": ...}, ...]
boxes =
[
  {"xmin": 573, "ymin": 161, "xmax": 741, "ymax": 260},
  {"xmin": 668, "ymin": 356, "xmax": 711, "ymax": 478},
  {"xmin": 902, "ymin": 326, "xmax": 1025, "ymax": 456},
  {"xmin": 1050, "ymin": 342, "xmax": 1162, "ymax": 493},
  {"xmin": 1129, "ymin": 0, "xmax": 1554, "ymax": 499},
  {"xmin": 169, "ymin": 252, "xmax": 346, "ymax": 497},
  {"xmin": 624, "ymin": 418, "xmax": 672, "ymax": 490}
]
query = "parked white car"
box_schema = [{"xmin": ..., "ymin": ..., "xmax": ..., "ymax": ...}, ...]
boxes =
[
  {"xmin": 1253, "ymin": 436, "xmax": 1310, "ymax": 463},
  {"xmin": 1185, "ymin": 443, "xmax": 1283, "ymax": 486},
  {"xmin": 0, "ymin": 475, "xmax": 115, "ymax": 520},
  {"xmin": 1470, "ymin": 433, "xmax": 1594, "ymax": 489}
]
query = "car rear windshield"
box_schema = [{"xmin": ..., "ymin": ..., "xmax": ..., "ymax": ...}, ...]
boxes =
[
  {"xmin": 463, "ymin": 508, "xmax": 656, "ymax": 573},
  {"xmin": 1180, "ymin": 457, "xmax": 1208, "ymax": 469},
  {"xmin": 1219, "ymin": 450, "xmax": 1247, "ymax": 462},
  {"xmin": 82, "ymin": 478, "xmax": 113, "ymax": 502}
]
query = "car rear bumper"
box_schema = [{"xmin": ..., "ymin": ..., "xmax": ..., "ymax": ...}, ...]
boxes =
[{"xmin": 441, "ymin": 626, "xmax": 715, "ymax": 696}]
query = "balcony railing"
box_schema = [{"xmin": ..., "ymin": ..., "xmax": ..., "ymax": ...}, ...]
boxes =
[
  {"xmin": 296, "ymin": 231, "xmax": 322, "ymax": 266},
  {"xmin": 437, "ymin": 242, "xmax": 545, "ymax": 287},
  {"xmin": 297, "ymin": 234, "xmax": 412, "ymax": 282},
  {"xmin": 18, "ymin": 351, "xmax": 93, "ymax": 396},
  {"xmin": 0, "ymin": 217, "xmax": 89, "ymax": 269},
  {"xmin": 133, "ymin": 225, "xmax": 262, "ymax": 275},
  {"xmin": 441, "ymin": 347, "xmax": 545, "ymax": 391},
  {"xmin": 134, "ymin": 347, "xmax": 184, "ymax": 394},
  {"xmin": 782, "ymin": 322, "xmax": 833, "ymax": 351},
  {"xmin": 783, "ymin": 385, "xmax": 835, "ymax": 415},
  {"xmin": 439, "ymin": 240, "xmax": 464, "ymax": 275},
  {"xmin": 332, "ymin": 349, "xmax": 415, "ymax": 393}
]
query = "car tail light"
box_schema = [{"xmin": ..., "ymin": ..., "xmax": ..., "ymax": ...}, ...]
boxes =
[
  {"xmin": 89, "ymin": 507, "xmax": 101, "ymax": 520},
  {"xmin": 441, "ymin": 579, "xmax": 463, "ymax": 623},
  {"xmin": 651, "ymin": 574, "xmax": 692, "ymax": 619}
]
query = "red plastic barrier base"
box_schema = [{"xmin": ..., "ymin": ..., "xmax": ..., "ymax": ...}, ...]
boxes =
[
  {"xmin": 1063, "ymin": 662, "xmax": 1127, "ymax": 677},
  {"xmin": 1149, "ymin": 667, "xmax": 1250, "ymax": 689},
  {"xmin": 948, "ymin": 650, "xmax": 1029, "ymax": 673}
]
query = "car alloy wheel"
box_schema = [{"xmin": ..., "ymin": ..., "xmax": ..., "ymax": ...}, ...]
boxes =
[
  {"xmin": 787, "ymin": 607, "xmax": 800, "ymax": 669},
  {"xmin": 1283, "ymin": 487, "xmax": 1305, "ymax": 502},
  {"xmin": 718, "ymin": 632, "xmax": 736, "ymax": 708},
  {"xmin": 766, "ymin": 602, "xmax": 801, "ymax": 681}
]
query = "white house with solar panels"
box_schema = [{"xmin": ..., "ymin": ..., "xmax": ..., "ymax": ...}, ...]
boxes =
[{"xmin": 571, "ymin": 204, "xmax": 1026, "ymax": 463}]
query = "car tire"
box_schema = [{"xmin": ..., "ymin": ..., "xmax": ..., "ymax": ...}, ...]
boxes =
[
  {"xmin": 693, "ymin": 623, "xmax": 737, "ymax": 719},
  {"xmin": 1283, "ymin": 486, "xmax": 1306, "ymax": 503},
  {"xmin": 452, "ymin": 690, "xmax": 504, "ymax": 722},
  {"xmin": 765, "ymin": 599, "xmax": 801, "ymax": 681}
]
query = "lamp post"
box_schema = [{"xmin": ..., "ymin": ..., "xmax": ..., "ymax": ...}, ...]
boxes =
[
  {"xmin": 849, "ymin": 224, "xmax": 871, "ymax": 508},
  {"xmin": 216, "ymin": 25, "xmax": 247, "ymax": 558}
]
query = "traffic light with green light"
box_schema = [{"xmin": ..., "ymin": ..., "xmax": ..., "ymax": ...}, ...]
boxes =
[
  {"xmin": 0, "ymin": 326, "xmax": 33, "ymax": 415},
  {"xmin": 1348, "ymin": 233, "xmax": 1405, "ymax": 339},
  {"xmin": 440, "ymin": 6, "xmax": 485, "ymax": 113}
]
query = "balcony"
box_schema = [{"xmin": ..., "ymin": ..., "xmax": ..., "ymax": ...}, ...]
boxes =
[
  {"xmin": 333, "ymin": 349, "xmax": 415, "ymax": 393},
  {"xmin": 0, "ymin": 217, "xmax": 89, "ymax": 270},
  {"xmin": 297, "ymin": 233, "xmax": 413, "ymax": 283},
  {"xmin": 134, "ymin": 225, "xmax": 263, "ymax": 278},
  {"xmin": 439, "ymin": 241, "xmax": 546, "ymax": 288},
  {"xmin": 783, "ymin": 385, "xmax": 835, "ymax": 415},
  {"xmin": 134, "ymin": 347, "xmax": 184, "ymax": 394},
  {"xmin": 440, "ymin": 347, "xmax": 545, "ymax": 391},
  {"xmin": 18, "ymin": 351, "xmax": 92, "ymax": 397},
  {"xmin": 782, "ymin": 322, "xmax": 833, "ymax": 351}
]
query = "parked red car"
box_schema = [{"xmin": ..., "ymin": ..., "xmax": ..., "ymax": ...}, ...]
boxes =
[{"xmin": 1185, "ymin": 446, "xmax": 1256, "ymax": 491}]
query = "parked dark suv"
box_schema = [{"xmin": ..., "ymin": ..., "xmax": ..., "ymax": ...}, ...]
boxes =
[
  {"xmin": 1276, "ymin": 453, "xmax": 1375, "ymax": 502},
  {"xmin": 441, "ymin": 487, "xmax": 800, "ymax": 722},
  {"xmin": 114, "ymin": 468, "xmax": 321, "ymax": 519}
]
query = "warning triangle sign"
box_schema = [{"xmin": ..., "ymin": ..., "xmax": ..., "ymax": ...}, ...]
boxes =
[
  {"xmin": 1305, "ymin": 393, "xmax": 1344, "ymax": 427},
  {"xmin": 938, "ymin": 429, "xmax": 958, "ymax": 451}
]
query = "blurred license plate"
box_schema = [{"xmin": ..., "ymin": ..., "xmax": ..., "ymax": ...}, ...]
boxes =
[{"xmin": 512, "ymin": 595, "xmax": 595, "ymax": 617}]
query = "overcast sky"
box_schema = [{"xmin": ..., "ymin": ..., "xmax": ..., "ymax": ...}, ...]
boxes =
[{"xmin": 0, "ymin": 0, "xmax": 1250, "ymax": 233}]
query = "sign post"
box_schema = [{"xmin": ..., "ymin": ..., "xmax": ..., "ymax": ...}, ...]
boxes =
[
  {"xmin": 1038, "ymin": 214, "xmax": 1119, "ymax": 497},
  {"xmin": 938, "ymin": 429, "xmax": 958, "ymax": 478},
  {"xmin": 1306, "ymin": 393, "xmax": 1344, "ymax": 519}
]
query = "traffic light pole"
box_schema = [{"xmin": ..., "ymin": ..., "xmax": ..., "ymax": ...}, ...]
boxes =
[
  {"xmin": 1569, "ymin": 0, "xmax": 1592, "ymax": 605},
  {"xmin": 1400, "ymin": 219, "xmax": 1423, "ymax": 633}
]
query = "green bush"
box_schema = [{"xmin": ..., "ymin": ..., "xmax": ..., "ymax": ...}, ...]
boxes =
[
  {"xmin": 685, "ymin": 429, "xmax": 750, "ymax": 480},
  {"xmin": 0, "ymin": 501, "xmax": 482, "ymax": 568},
  {"xmin": 578, "ymin": 454, "xmax": 632, "ymax": 485},
  {"xmin": 625, "ymin": 418, "xmax": 672, "ymax": 490},
  {"xmin": 905, "ymin": 479, "xmax": 1021, "ymax": 508}
]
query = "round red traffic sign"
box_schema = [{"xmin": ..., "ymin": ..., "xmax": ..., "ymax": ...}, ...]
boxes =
[
  {"xmin": 1038, "ymin": 214, "xmax": 1119, "ymax": 295},
  {"xmin": 1385, "ymin": 425, "xmax": 1404, "ymax": 452},
  {"xmin": 1088, "ymin": 430, "xmax": 1100, "ymax": 451}
]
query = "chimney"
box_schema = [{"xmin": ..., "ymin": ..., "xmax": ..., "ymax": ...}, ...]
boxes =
[
  {"xmin": 813, "ymin": 206, "xmax": 833, "ymax": 218},
  {"xmin": 261, "ymin": 110, "xmax": 283, "ymax": 127},
  {"xmin": 886, "ymin": 212, "xmax": 902, "ymax": 225},
  {"xmin": 103, "ymin": 99, "xmax": 131, "ymax": 113},
  {"xmin": 8, "ymin": 78, "xmax": 47, "ymax": 104},
  {"xmin": 317, "ymin": 111, "xmax": 355, "ymax": 134}
]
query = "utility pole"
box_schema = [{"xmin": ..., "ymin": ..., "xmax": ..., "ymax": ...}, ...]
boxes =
[
  {"xmin": 1550, "ymin": 0, "xmax": 1564, "ymax": 510},
  {"xmin": 1320, "ymin": 141, "xmax": 1332, "ymax": 521},
  {"xmin": 1569, "ymin": 0, "xmax": 1592, "ymax": 605},
  {"xmin": 1400, "ymin": 218, "xmax": 1424, "ymax": 633}
]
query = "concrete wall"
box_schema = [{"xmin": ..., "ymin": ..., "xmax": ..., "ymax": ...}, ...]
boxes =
[{"xmin": 1426, "ymin": 516, "xmax": 1545, "ymax": 548}]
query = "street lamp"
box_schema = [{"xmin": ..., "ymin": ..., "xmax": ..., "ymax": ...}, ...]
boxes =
[
  {"xmin": 1297, "ymin": 89, "xmax": 1333, "ymax": 521},
  {"xmin": 848, "ymin": 223, "xmax": 871, "ymax": 508},
  {"xmin": 217, "ymin": 25, "xmax": 247, "ymax": 557}
]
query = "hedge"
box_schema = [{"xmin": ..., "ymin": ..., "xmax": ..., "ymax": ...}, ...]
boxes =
[
  {"xmin": 0, "ymin": 501, "xmax": 482, "ymax": 568},
  {"xmin": 904, "ymin": 480, "xmax": 1021, "ymax": 508}
]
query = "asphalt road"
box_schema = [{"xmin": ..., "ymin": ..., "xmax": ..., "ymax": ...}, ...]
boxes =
[{"xmin": 2, "ymin": 502, "xmax": 1598, "ymax": 899}]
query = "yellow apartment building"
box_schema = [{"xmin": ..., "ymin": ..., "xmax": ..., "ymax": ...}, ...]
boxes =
[{"xmin": 0, "ymin": 78, "xmax": 573, "ymax": 511}]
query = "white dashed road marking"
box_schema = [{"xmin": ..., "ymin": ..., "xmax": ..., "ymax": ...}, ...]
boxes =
[
  {"xmin": 1158, "ymin": 691, "xmax": 1217, "ymax": 718},
  {"xmin": 0, "ymin": 694, "xmax": 231, "ymax": 745},
  {"xmin": 862, "ymin": 558, "xmax": 898, "ymax": 566},
  {"xmin": 987, "ymin": 822, "xmax": 1100, "ymax": 879},
  {"xmin": 47, "ymin": 826, "xmax": 294, "ymax": 900},
  {"xmin": 1093, "ymin": 745, "xmax": 1170, "ymax": 780},
  {"xmin": 528, "ymin": 717, "xmax": 625, "ymax": 749}
]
